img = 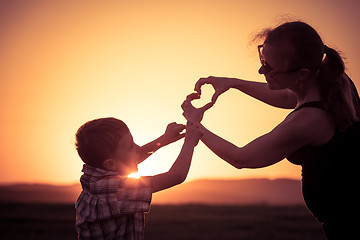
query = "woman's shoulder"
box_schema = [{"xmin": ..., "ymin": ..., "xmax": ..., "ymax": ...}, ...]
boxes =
[{"xmin": 285, "ymin": 106, "xmax": 335, "ymax": 146}]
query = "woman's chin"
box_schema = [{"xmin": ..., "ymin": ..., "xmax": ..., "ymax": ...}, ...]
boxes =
[{"xmin": 266, "ymin": 81, "xmax": 283, "ymax": 90}]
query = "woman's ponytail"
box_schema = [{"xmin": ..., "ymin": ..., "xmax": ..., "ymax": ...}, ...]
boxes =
[{"xmin": 318, "ymin": 45, "xmax": 359, "ymax": 130}]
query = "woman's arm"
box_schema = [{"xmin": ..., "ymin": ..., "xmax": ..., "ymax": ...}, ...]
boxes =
[
  {"xmin": 195, "ymin": 77, "xmax": 298, "ymax": 109},
  {"xmin": 197, "ymin": 111, "xmax": 320, "ymax": 169},
  {"xmin": 197, "ymin": 121, "xmax": 301, "ymax": 169},
  {"xmin": 181, "ymin": 93, "xmax": 332, "ymax": 169}
]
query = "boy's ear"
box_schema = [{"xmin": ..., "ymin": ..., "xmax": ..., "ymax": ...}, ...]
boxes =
[{"xmin": 103, "ymin": 159, "xmax": 116, "ymax": 171}]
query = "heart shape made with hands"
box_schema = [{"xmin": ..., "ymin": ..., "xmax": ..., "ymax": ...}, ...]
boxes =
[{"xmin": 191, "ymin": 84, "xmax": 215, "ymax": 109}]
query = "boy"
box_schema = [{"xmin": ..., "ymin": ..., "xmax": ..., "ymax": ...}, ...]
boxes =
[{"xmin": 75, "ymin": 117, "xmax": 202, "ymax": 239}]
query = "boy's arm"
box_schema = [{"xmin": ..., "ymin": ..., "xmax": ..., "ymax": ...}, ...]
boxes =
[
  {"xmin": 146, "ymin": 124, "xmax": 202, "ymax": 193},
  {"xmin": 137, "ymin": 123, "xmax": 185, "ymax": 164}
]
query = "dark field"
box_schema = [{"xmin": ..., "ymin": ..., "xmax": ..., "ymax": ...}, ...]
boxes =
[{"xmin": 0, "ymin": 203, "xmax": 326, "ymax": 240}]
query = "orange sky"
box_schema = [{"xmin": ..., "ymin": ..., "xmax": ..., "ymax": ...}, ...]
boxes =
[{"xmin": 0, "ymin": 0, "xmax": 359, "ymax": 184}]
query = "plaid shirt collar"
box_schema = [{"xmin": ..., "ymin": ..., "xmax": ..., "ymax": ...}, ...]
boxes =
[
  {"xmin": 79, "ymin": 164, "xmax": 153, "ymax": 196},
  {"xmin": 80, "ymin": 164, "xmax": 126, "ymax": 193},
  {"xmin": 81, "ymin": 164, "xmax": 118, "ymax": 178}
]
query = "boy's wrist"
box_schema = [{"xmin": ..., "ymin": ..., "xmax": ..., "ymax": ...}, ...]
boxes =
[
  {"xmin": 155, "ymin": 135, "xmax": 167, "ymax": 148},
  {"xmin": 184, "ymin": 137, "xmax": 198, "ymax": 146},
  {"xmin": 184, "ymin": 126, "xmax": 203, "ymax": 146},
  {"xmin": 157, "ymin": 134, "xmax": 175, "ymax": 147}
]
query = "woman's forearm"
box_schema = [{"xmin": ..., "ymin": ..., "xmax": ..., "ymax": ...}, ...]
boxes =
[
  {"xmin": 198, "ymin": 123, "xmax": 244, "ymax": 169},
  {"xmin": 224, "ymin": 78, "xmax": 297, "ymax": 109}
]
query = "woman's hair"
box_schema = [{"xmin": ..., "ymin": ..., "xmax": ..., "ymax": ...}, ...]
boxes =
[
  {"xmin": 75, "ymin": 117, "xmax": 130, "ymax": 169},
  {"xmin": 257, "ymin": 21, "xmax": 360, "ymax": 130},
  {"xmin": 318, "ymin": 47, "xmax": 360, "ymax": 130}
]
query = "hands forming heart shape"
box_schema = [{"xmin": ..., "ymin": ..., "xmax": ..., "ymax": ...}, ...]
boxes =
[
  {"xmin": 181, "ymin": 92, "xmax": 213, "ymax": 124},
  {"xmin": 181, "ymin": 84, "xmax": 216, "ymax": 124},
  {"xmin": 182, "ymin": 76, "xmax": 231, "ymax": 124}
]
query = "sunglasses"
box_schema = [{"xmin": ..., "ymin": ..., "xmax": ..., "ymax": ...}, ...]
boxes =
[{"xmin": 257, "ymin": 44, "xmax": 301, "ymax": 76}]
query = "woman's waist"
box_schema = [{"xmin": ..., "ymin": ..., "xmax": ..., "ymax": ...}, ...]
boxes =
[{"xmin": 301, "ymin": 173, "xmax": 356, "ymax": 220}]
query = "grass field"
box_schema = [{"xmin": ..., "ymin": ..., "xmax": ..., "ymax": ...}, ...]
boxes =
[{"xmin": 0, "ymin": 203, "xmax": 326, "ymax": 240}]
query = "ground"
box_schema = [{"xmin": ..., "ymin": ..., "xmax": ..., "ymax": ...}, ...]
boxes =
[{"xmin": 0, "ymin": 203, "xmax": 326, "ymax": 240}]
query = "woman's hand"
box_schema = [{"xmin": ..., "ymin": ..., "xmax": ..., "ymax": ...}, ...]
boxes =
[
  {"xmin": 195, "ymin": 76, "xmax": 232, "ymax": 103},
  {"xmin": 181, "ymin": 93, "xmax": 213, "ymax": 124}
]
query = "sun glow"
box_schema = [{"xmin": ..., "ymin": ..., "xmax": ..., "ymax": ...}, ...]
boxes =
[{"xmin": 128, "ymin": 172, "xmax": 141, "ymax": 179}]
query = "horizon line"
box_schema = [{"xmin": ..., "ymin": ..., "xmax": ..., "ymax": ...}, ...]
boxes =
[{"xmin": 0, "ymin": 176, "xmax": 301, "ymax": 187}]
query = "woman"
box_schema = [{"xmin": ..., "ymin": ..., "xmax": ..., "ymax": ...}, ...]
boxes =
[{"xmin": 182, "ymin": 21, "xmax": 360, "ymax": 239}]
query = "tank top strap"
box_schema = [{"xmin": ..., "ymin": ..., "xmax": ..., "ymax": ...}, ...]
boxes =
[{"xmin": 287, "ymin": 101, "xmax": 325, "ymax": 117}]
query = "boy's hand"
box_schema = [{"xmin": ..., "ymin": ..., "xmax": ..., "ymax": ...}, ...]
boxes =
[
  {"xmin": 161, "ymin": 122, "xmax": 186, "ymax": 146},
  {"xmin": 185, "ymin": 122, "xmax": 203, "ymax": 146}
]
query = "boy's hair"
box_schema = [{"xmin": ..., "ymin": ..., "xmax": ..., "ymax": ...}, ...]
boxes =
[{"xmin": 75, "ymin": 117, "xmax": 130, "ymax": 169}]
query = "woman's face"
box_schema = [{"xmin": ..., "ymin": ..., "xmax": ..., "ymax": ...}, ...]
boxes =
[{"xmin": 258, "ymin": 43, "xmax": 299, "ymax": 90}]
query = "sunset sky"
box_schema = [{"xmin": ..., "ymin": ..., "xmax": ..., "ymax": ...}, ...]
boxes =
[{"xmin": 1, "ymin": 0, "xmax": 359, "ymax": 184}]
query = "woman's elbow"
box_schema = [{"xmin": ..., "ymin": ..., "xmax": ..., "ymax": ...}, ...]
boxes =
[
  {"xmin": 231, "ymin": 159, "xmax": 245, "ymax": 169},
  {"xmin": 222, "ymin": 154, "xmax": 245, "ymax": 169},
  {"xmin": 233, "ymin": 162, "xmax": 243, "ymax": 169},
  {"xmin": 219, "ymin": 147, "xmax": 248, "ymax": 169}
]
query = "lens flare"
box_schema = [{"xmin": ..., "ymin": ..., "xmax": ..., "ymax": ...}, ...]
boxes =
[{"xmin": 128, "ymin": 172, "xmax": 141, "ymax": 179}]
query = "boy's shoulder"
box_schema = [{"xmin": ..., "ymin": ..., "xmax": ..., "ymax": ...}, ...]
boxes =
[
  {"xmin": 80, "ymin": 164, "xmax": 152, "ymax": 200},
  {"xmin": 89, "ymin": 175, "xmax": 152, "ymax": 196}
]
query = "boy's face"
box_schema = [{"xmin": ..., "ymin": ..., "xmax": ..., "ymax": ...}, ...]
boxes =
[{"xmin": 108, "ymin": 132, "xmax": 140, "ymax": 175}]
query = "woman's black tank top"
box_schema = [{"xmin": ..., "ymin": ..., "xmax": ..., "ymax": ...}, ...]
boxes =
[{"xmin": 287, "ymin": 101, "xmax": 359, "ymax": 224}]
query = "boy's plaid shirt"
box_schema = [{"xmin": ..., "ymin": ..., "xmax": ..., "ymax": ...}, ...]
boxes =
[{"xmin": 75, "ymin": 165, "xmax": 152, "ymax": 240}]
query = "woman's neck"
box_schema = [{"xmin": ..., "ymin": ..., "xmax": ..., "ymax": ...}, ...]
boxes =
[{"xmin": 292, "ymin": 77, "xmax": 323, "ymax": 108}]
